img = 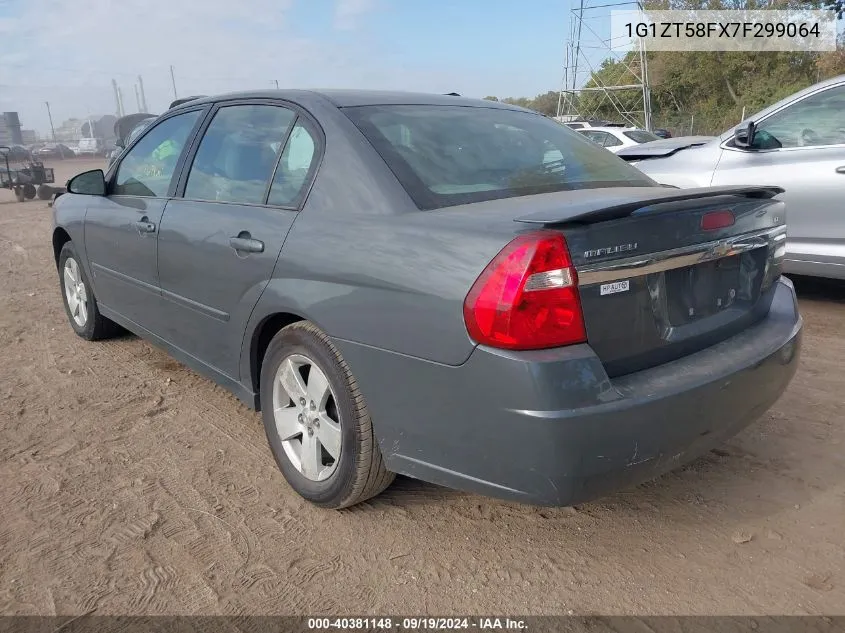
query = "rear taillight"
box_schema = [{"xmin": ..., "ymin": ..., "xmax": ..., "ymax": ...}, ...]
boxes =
[
  {"xmin": 463, "ymin": 231, "xmax": 587, "ymax": 350},
  {"xmin": 701, "ymin": 209, "xmax": 735, "ymax": 231}
]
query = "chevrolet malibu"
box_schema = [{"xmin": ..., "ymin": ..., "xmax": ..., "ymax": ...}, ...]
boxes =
[{"xmin": 52, "ymin": 90, "xmax": 802, "ymax": 508}]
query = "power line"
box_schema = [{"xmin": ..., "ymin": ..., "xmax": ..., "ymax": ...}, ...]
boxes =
[{"xmin": 170, "ymin": 65, "xmax": 178, "ymax": 100}]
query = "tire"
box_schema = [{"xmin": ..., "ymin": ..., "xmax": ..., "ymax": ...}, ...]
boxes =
[
  {"xmin": 58, "ymin": 241, "xmax": 121, "ymax": 341},
  {"xmin": 22, "ymin": 183, "xmax": 36, "ymax": 200},
  {"xmin": 260, "ymin": 321, "xmax": 395, "ymax": 508},
  {"xmin": 37, "ymin": 184, "xmax": 53, "ymax": 200}
]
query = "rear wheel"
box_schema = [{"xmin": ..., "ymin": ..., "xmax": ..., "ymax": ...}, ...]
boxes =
[
  {"xmin": 259, "ymin": 321, "xmax": 394, "ymax": 508},
  {"xmin": 22, "ymin": 183, "xmax": 36, "ymax": 200},
  {"xmin": 58, "ymin": 241, "xmax": 120, "ymax": 340}
]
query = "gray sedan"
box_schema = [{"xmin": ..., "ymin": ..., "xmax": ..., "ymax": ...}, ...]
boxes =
[
  {"xmin": 52, "ymin": 90, "xmax": 801, "ymax": 508},
  {"xmin": 618, "ymin": 74, "xmax": 845, "ymax": 280}
]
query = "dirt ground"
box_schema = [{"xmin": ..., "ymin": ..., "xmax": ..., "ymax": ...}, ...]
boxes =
[{"xmin": 0, "ymin": 158, "xmax": 843, "ymax": 616}]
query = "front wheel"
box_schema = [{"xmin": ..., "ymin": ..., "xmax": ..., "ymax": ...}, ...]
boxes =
[
  {"xmin": 58, "ymin": 241, "xmax": 121, "ymax": 340},
  {"xmin": 260, "ymin": 321, "xmax": 395, "ymax": 508}
]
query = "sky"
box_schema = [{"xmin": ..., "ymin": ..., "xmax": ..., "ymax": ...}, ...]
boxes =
[{"xmin": 0, "ymin": 0, "xmax": 586, "ymax": 136}]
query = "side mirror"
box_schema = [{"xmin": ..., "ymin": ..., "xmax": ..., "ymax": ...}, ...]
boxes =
[
  {"xmin": 67, "ymin": 169, "xmax": 106, "ymax": 196},
  {"xmin": 734, "ymin": 120, "xmax": 757, "ymax": 149},
  {"xmin": 115, "ymin": 139, "xmax": 125, "ymax": 149}
]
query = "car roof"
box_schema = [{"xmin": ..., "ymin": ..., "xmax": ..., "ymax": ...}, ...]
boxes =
[
  {"xmin": 168, "ymin": 89, "xmax": 533, "ymax": 113},
  {"xmin": 578, "ymin": 126, "xmax": 642, "ymax": 133}
]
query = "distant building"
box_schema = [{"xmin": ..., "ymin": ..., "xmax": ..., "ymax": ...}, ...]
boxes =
[
  {"xmin": 55, "ymin": 118, "xmax": 85, "ymax": 143},
  {"xmin": 0, "ymin": 112, "xmax": 24, "ymax": 145},
  {"xmin": 55, "ymin": 115, "xmax": 118, "ymax": 142},
  {"xmin": 21, "ymin": 129, "xmax": 37, "ymax": 145}
]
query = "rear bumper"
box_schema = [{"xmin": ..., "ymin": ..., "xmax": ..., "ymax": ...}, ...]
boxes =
[{"xmin": 334, "ymin": 277, "xmax": 802, "ymax": 506}]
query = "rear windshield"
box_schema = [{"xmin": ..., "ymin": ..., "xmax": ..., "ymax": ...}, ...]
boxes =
[
  {"xmin": 623, "ymin": 130, "xmax": 660, "ymax": 143},
  {"xmin": 343, "ymin": 105, "xmax": 655, "ymax": 210}
]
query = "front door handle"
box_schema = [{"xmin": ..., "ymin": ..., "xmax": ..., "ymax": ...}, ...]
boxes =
[
  {"xmin": 229, "ymin": 234, "xmax": 264, "ymax": 254},
  {"xmin": 836, "ymin": 166, "xmax": 845, "ymax": 174},
  {"xmin": 135, "ymin": 218, "xmax": 156, "ymax": 233}
]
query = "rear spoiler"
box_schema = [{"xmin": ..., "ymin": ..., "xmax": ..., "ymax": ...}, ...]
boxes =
[{"xmin": 514, "ymin": 185, "xmax": 784, "ymax": 226}]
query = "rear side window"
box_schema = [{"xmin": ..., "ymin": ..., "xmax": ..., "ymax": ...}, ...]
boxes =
[
  {"xmin": 267, "ymin": 122, "xmax": 318, "ymax": 207},
  {"xmin": 623, "ymin": 130, "xmax": 660, "ymax": 144},
  {"xmin": 603, "ymin": 133, "xmax": 623, "ymax": 147},
  {"xmin": 185, "ymin": 104, "xmax": 295, "ymax": 204},
  {"xmin": 344, "ymin": 105, "xmax": 653, "ymax": 210}
]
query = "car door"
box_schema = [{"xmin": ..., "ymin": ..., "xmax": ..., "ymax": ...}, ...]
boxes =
[
  {"xmin": 84, "ymin": 108, "xmax": 205, "ymax": 329},
  {"xmin": 155, "ymin": 101, "xmax": 321, "ymax": 380},
  {"xmin": 712, "ymin": 82, "xmax": 845, "ymax": 274}
]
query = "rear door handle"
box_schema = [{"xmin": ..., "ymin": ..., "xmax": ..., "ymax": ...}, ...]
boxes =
[
  {"xmin": 836, "ymin": 166, "xmax": 845, "ymax": 174},
  {"xmin": 229, "ymin": 235, "xmax": 264, "ymax": 254},
  {"xmin": 135, "ymin": 218, "xmax": 156, "ymax": 233}
]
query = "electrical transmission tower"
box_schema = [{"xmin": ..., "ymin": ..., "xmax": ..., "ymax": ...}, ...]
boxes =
[{"xmin": 556, "ymin": 0, "xmax": 653, "ymax": 130}]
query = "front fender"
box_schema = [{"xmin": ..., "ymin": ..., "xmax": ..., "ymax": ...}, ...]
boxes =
[{"xmin": 52, "ymin": 195, "xmax": 97, "ymax": 294}]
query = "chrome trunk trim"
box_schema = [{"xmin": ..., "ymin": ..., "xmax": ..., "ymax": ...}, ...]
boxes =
[{"xmin": 577, "ymin": 225, "xmax": 786, "ymax": 287}]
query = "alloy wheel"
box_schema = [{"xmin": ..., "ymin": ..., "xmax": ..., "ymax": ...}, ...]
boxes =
[{"xmin": 272, "ymin": 353, "xmax": 342, "ymax": 481}]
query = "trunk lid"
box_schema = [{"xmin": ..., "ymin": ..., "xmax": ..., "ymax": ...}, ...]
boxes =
[{"xmin": 515, "ymin": 185, "xmax": 787, "ymax": 377}]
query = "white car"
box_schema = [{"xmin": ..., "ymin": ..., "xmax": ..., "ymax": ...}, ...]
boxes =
[
  {"xmin": 577, "ymin": 126, "xmax": 661, "ymax": 153},
  {"xmin": 77, "ymin": 137, "xmax": 104, "ymax": 157}
]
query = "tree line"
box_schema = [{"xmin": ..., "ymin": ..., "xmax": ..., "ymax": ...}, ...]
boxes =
[{"xmin": 484, "ymin": 0, "xmax": 844, "ymax": 135}]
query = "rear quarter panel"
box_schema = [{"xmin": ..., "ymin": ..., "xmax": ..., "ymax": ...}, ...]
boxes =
[{"xmin": 239, "ymin": 97, "xmax": 513, "ymax": 382}]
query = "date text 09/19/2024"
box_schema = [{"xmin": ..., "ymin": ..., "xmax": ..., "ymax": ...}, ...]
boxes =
[{"xmin": 307, "ymin": 617, "xmax": 529, "ymax": 630}]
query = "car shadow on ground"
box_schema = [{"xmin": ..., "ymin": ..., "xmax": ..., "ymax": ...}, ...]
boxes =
[{"xmin": 790, "ymin": 274, "xmax": 845, "ymax": 303}]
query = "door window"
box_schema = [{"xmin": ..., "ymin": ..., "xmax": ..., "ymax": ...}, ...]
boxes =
[
  {"xmin": 184, "ymin": 105, "xmax": 296, "ymax": 204},
  {"xmin": 602, "ymin": 132, "xmax": 623, "ymax": 148},
  {"xmin": 113, "ymin": 111, "xmax": 201, "ymax": 197},
  {"xmin": 754, "ymin": 85, "xmax": 845, "ymax": 149},
  {"xmin": 267, "ymin": 122, "xmax": 319, "ymax": 207},
  {"xmin": 579, "ymin": 130, "xmax": 603, "ymax": 145}
]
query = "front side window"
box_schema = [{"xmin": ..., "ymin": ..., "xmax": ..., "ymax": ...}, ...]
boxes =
[
  {"xmin": 753, "ymin": 85, "xmax": 845, "ymax": 149},
  {"xmin": 345, "ymin": 104, "xmax": 655, "ymax": 210},
  {"xmin": 185, "ymin": 105, "xmax": 295, "ymax": 204},
  {"xmin": 113, "ymin": 111, "xmax": 201, "ymax": 197}
]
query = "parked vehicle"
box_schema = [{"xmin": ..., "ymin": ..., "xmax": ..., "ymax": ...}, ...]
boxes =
[
  {"xmin": 2, "ymin": 145, "xmax": 33, "ymax": 162},
  {"xmin": 108, "ymin": 115, "xmax": 157, "ymax": 167},
  {"xmin": 77, "ymin": 138, "xmax": 106, "ymax": 157},
  {"xmin": 578, "ymin": 126, "xmax": 662, "ymax": 153},
  {"xmin": 617, "ymin": 74, "xmax": 845, "ymax": 280},
  {"xmin": 52, "ymin": 90, "xmax": 802, "ymax": 508},
  {"xmin": 34, "ymin": 143, "xmax": 75, "ymax": 159},
  {"xmin": 564, "ymin": 119, "xmax": 626, "ymax": 130}
]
